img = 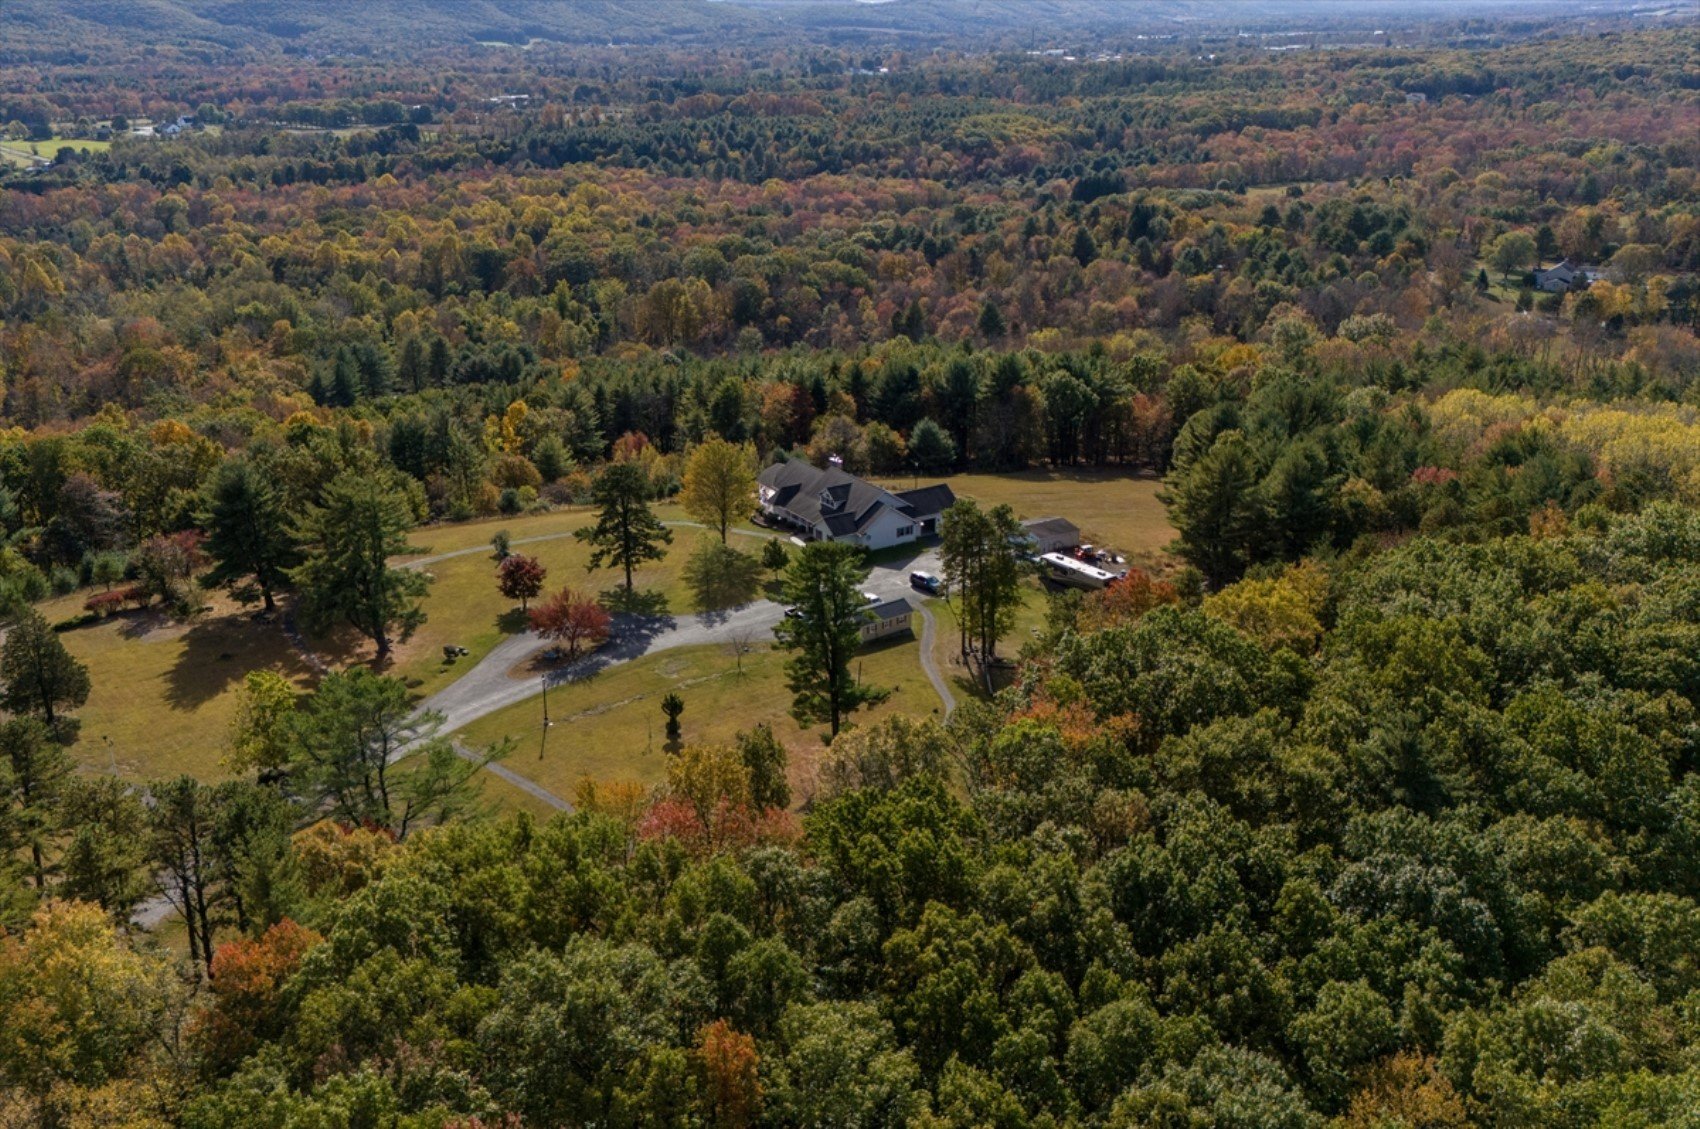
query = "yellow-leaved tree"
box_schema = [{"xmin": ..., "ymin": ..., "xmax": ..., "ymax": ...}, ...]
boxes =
[{"xmin": 680, "ymin": 436, "xmax": 757, "ymax": 544}]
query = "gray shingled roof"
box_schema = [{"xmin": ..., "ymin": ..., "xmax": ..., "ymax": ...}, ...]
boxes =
[
  {"xmin": 894, "ymin": 484, "xmax": 956, "ymax": 519},
  {"xmin": 759, "ymin": 460, "xmax": 954, "ymax": 536},
  {"xmin": 864, "ymin": 597, "xmax": 913, "ymax": 621}
]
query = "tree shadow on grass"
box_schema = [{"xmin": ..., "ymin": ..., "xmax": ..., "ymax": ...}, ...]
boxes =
[
  {"xmin": 497, "ymin": 607, "xmax": 529, "ymax": 634},
  {"xmin": 540, "ymin": 599, "xmax": 677, "ymax": 691},
  {"xmin": 163, "ymin": 612, "xmax": 294, "ymax": 712},
  {"xmin": 599, "ymin": 587, "xmax": 670, "ymax": 617}
]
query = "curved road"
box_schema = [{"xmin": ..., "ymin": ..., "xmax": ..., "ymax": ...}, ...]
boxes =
[{"xmin": 415, "ymin": 539, "xmax": 955, "ymax": 742}]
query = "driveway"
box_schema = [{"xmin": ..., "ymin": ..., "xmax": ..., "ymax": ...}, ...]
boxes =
[{"xmin": 419, "ymin": 541, "xmax": 953, "ymax": 740}]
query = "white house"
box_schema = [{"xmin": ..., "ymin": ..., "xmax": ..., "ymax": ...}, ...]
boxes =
[{"xmin": 757, "ymin": 460, "xmax": 955, "ymax": 551}]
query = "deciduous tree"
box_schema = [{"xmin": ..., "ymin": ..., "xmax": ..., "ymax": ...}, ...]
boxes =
[
  {"xmin": 529, "ymin": 587, "xmax": 612, "ymax": 659},
  {"xmin": 681, "ymin": 437, "xmax": 756, "ymax": 543},
  {"xmin": 496, "ymin": 553, "xmax": 546, "ymax": 611}
]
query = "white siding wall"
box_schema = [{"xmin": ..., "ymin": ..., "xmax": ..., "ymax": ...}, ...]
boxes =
[{"xmin": 858, "ymin": 506, "xmax": 917, "ymax": 550}]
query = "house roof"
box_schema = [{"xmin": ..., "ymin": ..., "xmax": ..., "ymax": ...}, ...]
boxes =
[
  {"xmin": 864, "ymin": 597, "xmax": 912, "ymax": 621},
  {"xmin": 1022, "ymin": 516, "xmax": 1079, "ymax": 537},
  {"xmin": 894, "ymin": 484, "xmax": 956, "ymax": 518},
  {"xmin": 759, "ymin": 460, "xmax": 954, "ymax": 537}
]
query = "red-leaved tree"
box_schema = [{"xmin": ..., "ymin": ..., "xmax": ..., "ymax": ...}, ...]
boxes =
[
  {"xmin": 495, "ymin": 553, "xmax": 546, "ymax": 610},
  {"xmin": 194, "ymin": 919, "xmax": 322, "ymax": 1072},
  {"xmin": 528, "ymin": 587, "xmax": 612, "ymax": 659}
]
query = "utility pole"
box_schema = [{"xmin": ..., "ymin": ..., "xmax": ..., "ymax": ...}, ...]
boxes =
[{"xmin": 539, "ymin": 673, "xmax": 552, "ymax": 760}]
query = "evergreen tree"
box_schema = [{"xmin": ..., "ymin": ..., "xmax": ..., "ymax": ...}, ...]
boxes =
[
  {"xmin": 940, "ymin": 500, "xmax": 1026, "ymax": 688},
  {"xmin": 147, "ymin": 775, "xmax": 220, "ymax": 974},
  {"xmin": 908, "ymin": 418, "xmax": 957, "ymax": 473},
  {"xmin": 1072, "ymin": 226, "xmax": 1098, "ymax": 267},
  {"xmin": 0, "ymin": 718, "xmax": 69, "ymax": 891},
  {"xmin": 0, "ymin": 608, "xmax": 91, "ymax": 734},
  {"xmin": 773, "ymin": 541, "xmax": 882, "ymax": 737},
  {"xmin": 575, "ymin": 462, "xmax": 673, "ymax": 593},
  {"xmin": 199, "ymin": 458, "xmax": 298, "ymax": 612},
  {"xmin": 289, "ymin": 474, "xmax": 428, "ymax": 660},
  {"xmin": 1161, "ymin": 429, "xmax": 1267, "ymax": 588}
]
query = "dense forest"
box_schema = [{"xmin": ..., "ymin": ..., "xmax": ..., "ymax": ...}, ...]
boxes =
[{"xmin": 0, "ymin": 3, "xmax": 1698, "ymax": 1126}]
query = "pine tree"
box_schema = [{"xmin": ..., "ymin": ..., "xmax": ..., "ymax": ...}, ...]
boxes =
[
  {"xmin": 1161, "ymin": 429, "xmax": 1267, "ymax": 589},
  {"xmin": 773, "ymin": 541, "xmax": 883, "ymax": 737},
  {"xmin": 575, "ymin": 462, "xmax": 673, "ymax": 593},
  {"xmin": 200, "ymin": 458, "xmax": 298, "ymax": 612},
  {"xmin": 289, "ymin": 474, "xmax": 428, "ymax": 660},
  {"xmin": 0, "ymin": 608, "xmax": 91, "ymax": 734}
]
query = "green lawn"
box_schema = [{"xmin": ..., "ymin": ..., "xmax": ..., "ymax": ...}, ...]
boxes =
[
  {"xmin": 456, "ymin": 632, "xmax": 942, "ymax": 808},
  {"xmin": 0, "ymin": 136, "xmax": 114, "ymax": 167},
  {"xmin": 43, "ymin": 595, "xmax": 320, "ymax": 784},
  {"xmin": 386, "ymin": 507, "xmax": 781, "ymax": 696},
  {"xmin": 881, "ymin": 468, "xmax": 1175, "ymax": 566}
]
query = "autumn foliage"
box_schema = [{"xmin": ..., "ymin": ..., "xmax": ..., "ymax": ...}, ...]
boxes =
[
  {"xmin": 495, "ymin": 553, "xmax": 546, "ymax": 610},
  {"xmin": 528, "ymin": 587, "xmax": 613, "ymax": 659},
  {"xmin": 195, "ymin": 920, "xmax": 323, "ymax": 1071}
]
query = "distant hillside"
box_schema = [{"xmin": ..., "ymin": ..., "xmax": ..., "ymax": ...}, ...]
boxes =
[{"xmin": 1, "ymin": 0, "xmax": 1636, "ymax": 54}]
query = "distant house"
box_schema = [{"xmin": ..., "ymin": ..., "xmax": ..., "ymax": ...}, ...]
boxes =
[
  {"xmin": 1534, "ymin": 259, "xmax": 1604, "ymax": 293},
  {"xmin": 1020, "ymin": 517, "xmax": 1080, "ymax": 554},
  {"xmin": 1404, "ymin": 92, "xmax": 1428, "ymax": 105},
  {"xmin": 859, "ymin": 597, "xmax": 914, "ymax": 644},
  {"xmin": 757, "ymin": 460, "xmax": 955, "ymax": 551}
]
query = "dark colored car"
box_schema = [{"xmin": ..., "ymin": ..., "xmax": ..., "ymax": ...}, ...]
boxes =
[{"xmin": 909, "ymin": 571, "xmax": 943, "ymax": 595}]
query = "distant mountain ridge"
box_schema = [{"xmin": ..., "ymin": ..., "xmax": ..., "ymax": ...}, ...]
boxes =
[{"xmin": 2, "ymin": 0, "xmax": 1628, "ymax": 53}]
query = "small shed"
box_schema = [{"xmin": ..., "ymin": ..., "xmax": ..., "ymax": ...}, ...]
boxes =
[
  {"xmin": 1021, "ymin": 516, "xmax": 1081, "ymax": 553},
  {"xmin": 859, "ymin": 597, "xmax": 914, "ymax": 644}
]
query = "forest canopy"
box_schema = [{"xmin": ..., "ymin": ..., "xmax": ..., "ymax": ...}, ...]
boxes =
[{"xmin": 0, "ymin": 3, "xmax": 1698, "ymax": 1126}]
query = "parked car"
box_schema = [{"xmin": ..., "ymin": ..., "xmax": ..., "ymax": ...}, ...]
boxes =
[{"xmin": 909, "ymin": 570, "xmax": 943, "ymax": 595}]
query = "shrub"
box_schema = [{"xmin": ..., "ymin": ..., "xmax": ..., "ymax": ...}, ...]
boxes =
[{"xmin": 83, "ymin": 591, "xmax": 127, "ymax": 618}]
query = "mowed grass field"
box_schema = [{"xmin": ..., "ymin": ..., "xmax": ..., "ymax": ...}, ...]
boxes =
[
  {"xmin": 384, "ymin": 506, "xmax": 783, "ymax": 696},
  {"xmin": 43, "ymin": 594, "xmax": 319, "ymax": 783},
  {"xmin": 879, "ymin": 468, "xmax": 1174, "ymax": 565},
  {"xmin": 457, "ymin": 633, "xmax": 943, "ymax": 807},
  {"xmin": 42, "ymin": 469, "xmax": 1171, "ymax": 792},
  {"xmin": 0, "ymin": 136, "xmax": 114, "ymax": 167}
]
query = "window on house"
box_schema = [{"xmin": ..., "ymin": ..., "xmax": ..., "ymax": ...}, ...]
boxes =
[{"xmin": 896, "ymin": 525, "xmax": 914, "ymax": 537}]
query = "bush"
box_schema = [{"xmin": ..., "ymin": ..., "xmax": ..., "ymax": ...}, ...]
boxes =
[
  {"xmin": 13, "ymin": 567, "xmax": 49, "ymax": 605},
  {"xmin": 49, "ymin": 566, "xmax": 79, "ymax": 596},
  {"xmin": 83, "ymin": 591, "xmax": 126, "ymax": 618}
]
